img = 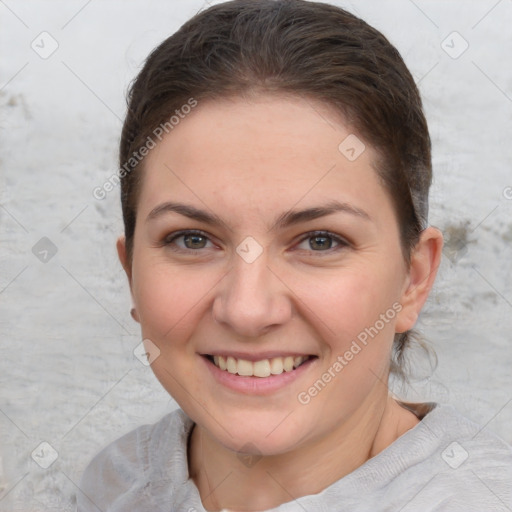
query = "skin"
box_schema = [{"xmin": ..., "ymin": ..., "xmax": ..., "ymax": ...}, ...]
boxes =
[{"xmin": 117, "ymin": 94, "xmax": 443, "ymax": 511}]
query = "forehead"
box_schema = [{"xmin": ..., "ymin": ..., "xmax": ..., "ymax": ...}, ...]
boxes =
[{"xmin": 137, "ymin": 94, "xmax": 392, "ymax": 228}]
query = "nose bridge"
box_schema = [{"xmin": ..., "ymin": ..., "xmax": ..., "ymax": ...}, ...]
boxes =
[{"xmin": 213, "ymin": 250, "xmax": 290, "ymax": 336}]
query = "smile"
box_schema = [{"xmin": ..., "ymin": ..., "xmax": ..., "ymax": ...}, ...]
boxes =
[{"xmin": 206, "ymin": 355, "xmax": 313, "ymax": 377}]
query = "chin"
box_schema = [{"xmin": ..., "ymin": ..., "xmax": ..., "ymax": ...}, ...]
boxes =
[{"xmin": 195, "ymin": 404, "xmax": 313, "ymax": 456}]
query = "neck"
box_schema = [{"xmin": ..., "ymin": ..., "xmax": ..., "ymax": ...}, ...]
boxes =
[{"xmin": 188, "ymin": 393, "xmax": 419, "ymax": 512}]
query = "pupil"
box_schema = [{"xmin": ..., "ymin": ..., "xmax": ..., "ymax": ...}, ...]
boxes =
[
  {"xmin": 185, "ymin": 234, "xmax": 206, "ymax": 249},
  {"xmin": 310, "ymin": 235, "xmax": 332, "ymax": 250}
]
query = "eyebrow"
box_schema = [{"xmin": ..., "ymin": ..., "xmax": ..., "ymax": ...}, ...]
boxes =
[{"xmin": 146, "ymin": 200, "xmax": 371, "ymax": 231}]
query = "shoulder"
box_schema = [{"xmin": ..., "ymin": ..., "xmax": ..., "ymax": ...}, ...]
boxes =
[
  {"xmin": 393, "ymin": 403, "xmax": 512, "ymax": 510},
  {"xmin": 420, "ymin": 402, "xmax": 512, "ymax": 464},
  {"xmin": 320, "ymin": 402, "xmax": 512, "ymax": 512},
  {"xmin": 76, "ymin": 408, "xmax": 194, "ymax": 512}
]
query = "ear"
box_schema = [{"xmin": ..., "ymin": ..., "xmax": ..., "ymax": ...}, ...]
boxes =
[
  {"xmin": 395, "ymin": 226, "xmax": 443, "ymax": 333},
  {"xmin": 117, "ymin": 236, "xmax": 139, "ymax": 323},
  {"xmin": 116, "ymin": 235, "xmax": 132, "ymax": 283}
]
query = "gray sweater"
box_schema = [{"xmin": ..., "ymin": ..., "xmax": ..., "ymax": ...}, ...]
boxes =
[{"xmin": 76, "ymin": 403, "xmax": 512, "ymax": 511}]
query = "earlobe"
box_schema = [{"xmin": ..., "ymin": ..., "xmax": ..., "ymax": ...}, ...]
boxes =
[
  {"xmin": 130, "ymin": 307, "xmax": 140, "ymax": 323},
  {"xmin": 395, "ymin": 227, "xmax": 443, "ymax": 333}
]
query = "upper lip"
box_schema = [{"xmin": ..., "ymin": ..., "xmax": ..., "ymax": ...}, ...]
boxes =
[{"xmin": 201, "ymin": 351, "xmax": 316, "ymax": 362}]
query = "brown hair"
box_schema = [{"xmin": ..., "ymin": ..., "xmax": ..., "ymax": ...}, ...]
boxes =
[{"xmin": 119, "ymin": 0, "xmax": 433, "ymax": 380}]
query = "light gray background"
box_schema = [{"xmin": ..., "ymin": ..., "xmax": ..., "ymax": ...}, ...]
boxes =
[{"xmin": 1, "ymin": 0, "xmax": 511, "ymax": 510}]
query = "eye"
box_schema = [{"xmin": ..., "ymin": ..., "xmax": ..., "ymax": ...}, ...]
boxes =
[
  {"xmin": 295, "ymin": 231, "xmax": 348, "ymax": 253},
  {"xmin": 164, "ymin": 230, "xmax": 214, "ymax": 251}
]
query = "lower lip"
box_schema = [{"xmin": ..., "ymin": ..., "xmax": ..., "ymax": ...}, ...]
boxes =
[{"xmin": 201, "ymin": 355, "xmax": 316, "ymax": 395}]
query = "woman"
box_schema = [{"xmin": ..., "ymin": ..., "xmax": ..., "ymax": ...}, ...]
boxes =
[{"xmin": 77, "ymin": 1, "xmax": 512, "ymax": 510}]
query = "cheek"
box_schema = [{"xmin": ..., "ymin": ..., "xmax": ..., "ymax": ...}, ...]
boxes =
[
  {"xmin": 290, "ymin": 267, "xmax": 402, "ymax": 413},
  {"xmin": 290, "ymin": 264, "xmax": 401, "ymax": 348},
  {"xmin": 132, "ymin": 256, "xmax": 215, "ymax": 346},
  {"xmin": 131, "ymin": 257, "xmax": 218, "ymax": 406}
]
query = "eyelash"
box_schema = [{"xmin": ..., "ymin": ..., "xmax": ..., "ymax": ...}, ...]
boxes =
[
  {"xmin": 163, "ymin": 230, "xmax": 215, "ymax": 252},
  {"xmin": 294, "ymin": 230, "xmax": 350, "ymax": 254},
  {"xmin": 162, "ymin": 229, "xmax": 349, "ymax": 255}
]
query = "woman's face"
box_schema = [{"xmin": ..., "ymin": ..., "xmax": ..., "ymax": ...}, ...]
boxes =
[{"xmin": 122, "ymin": 95, "xmax": 416, "ymax": 455}]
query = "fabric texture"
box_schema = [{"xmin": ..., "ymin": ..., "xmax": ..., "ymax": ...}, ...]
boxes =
[{"xmin": 76, "ymin": 403, "xmax": 512, "ymax": 511}]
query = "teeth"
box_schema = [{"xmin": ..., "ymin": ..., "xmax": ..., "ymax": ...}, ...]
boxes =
[
  {"xmin": 253, "ymin": 359, "xmax": 271, "ymax": 378},
  {"xmin": 211, "ymin": 355, "xmax": 309, "ymax": 377},
  {"xmin": 283, "ymin": 356, "xmax": 294, "ymax": 372},
  {"xmin": 270, "ymin": 357, "xmax": 283, "ymax": 375},
  {"xmin": 237, "ymin": 358, "xmax": 253, "ymax": 376},
  {"xmin": 227, "ymin": 356, "xmax": 237, "ymax": 374}
]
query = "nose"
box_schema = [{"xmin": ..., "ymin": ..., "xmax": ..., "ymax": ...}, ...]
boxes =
[{"xmin": 212, "ymin": 251, "xmax": 292, "ymax": 338}]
